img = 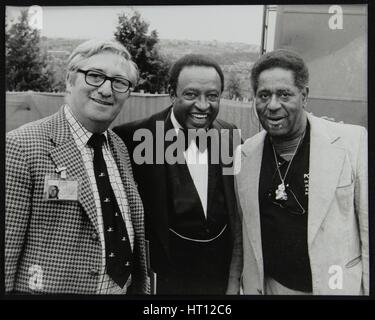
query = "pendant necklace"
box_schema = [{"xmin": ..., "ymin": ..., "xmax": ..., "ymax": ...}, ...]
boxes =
[{"xmin": 271, "ymin": 133, "xmax": 304, "ymax": 201}]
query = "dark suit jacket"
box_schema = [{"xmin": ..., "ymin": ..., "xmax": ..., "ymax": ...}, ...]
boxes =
[
  {"xmin": 6, "ymin": 107, "xmax": 149, "ymax": 294},
  {"xmin": 113, "ymin": 106, "xmax": 242, "ymax": 293}
]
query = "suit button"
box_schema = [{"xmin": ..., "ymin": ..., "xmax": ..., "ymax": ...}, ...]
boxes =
[
  {"xmin": 91, "ymin": 232, "xmax": 99, "ymax": 241},
  {"xmin": 89, "ymin": 268, "xmax": 99, "ymax": 276},
  {"xmin": 257, "ymin": 288, "xmax": 263, "ymax": 294}
]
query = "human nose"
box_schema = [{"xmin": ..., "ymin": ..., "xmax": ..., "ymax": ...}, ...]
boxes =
[
  {"xmin": 194, "ymin": 95, "xmax": 210, "ymax": 111},
  {"xmin": 97, "ymin": 79, "xmax": 113, "ymax": 96},
  {"xmin": 267, "ymin": 94, "xmax": 281, "ymax": 111}
]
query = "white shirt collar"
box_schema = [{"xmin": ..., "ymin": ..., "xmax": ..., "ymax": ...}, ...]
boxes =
[
  {"xmin": 64, "ymin": 104, "xmax": 109, "ymax": 151},
  {"xmin": 170, "ymin": 108, "xmax": 183, "ymax": 132}
]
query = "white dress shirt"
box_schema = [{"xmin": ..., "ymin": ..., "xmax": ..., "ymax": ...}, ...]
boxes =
[{"xmin": 170, "ymin": 109, "xmax": 208, "ymax": 218}]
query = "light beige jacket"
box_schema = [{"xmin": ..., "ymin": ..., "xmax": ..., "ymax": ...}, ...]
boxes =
[{"xmin": 234, "ymin": 113, "xmax": 368, "ymax": 295}]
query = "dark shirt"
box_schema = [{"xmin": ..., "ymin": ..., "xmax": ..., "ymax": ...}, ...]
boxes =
[{"xmin": 259, "ymin": 123, "xmax": 312, "ymax": 292}]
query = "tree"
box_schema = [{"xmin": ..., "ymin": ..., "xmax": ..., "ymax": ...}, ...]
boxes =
[
  {"xmin": 226, "ymin": 72, "xmax": 243, "ymax": 100},
  {"xmin": 44, "ymin": 53, "xmax": 67, "ymax": 92},
  {"xmin": 6, "ymin": 10, "xmax": 52, "ymax": 92},
  {"xmin": 114, "ymin": 10, "xmax": 170, "ymax": 93}
]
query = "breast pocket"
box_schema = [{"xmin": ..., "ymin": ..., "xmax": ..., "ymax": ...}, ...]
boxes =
[
  {"xmin": 335, "ymin": 182, "xmax": 354, "ymax": 212},
  {"xmin": 335, "ymin": 155, "xmax": 355, "ymax": 212},
  {"xmin": 345, "ymin": 255, "xmax": 362, "ymax": 269}
]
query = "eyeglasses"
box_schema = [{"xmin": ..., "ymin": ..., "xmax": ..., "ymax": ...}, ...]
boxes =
[{"xmin": 77, "ymin": 69, "xmax": 132, "ymax": 93}]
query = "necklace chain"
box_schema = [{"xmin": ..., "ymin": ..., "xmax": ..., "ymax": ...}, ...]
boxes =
[{"xmin": 271, "ymin": 133, "xmax": 305, "ymax": 200}]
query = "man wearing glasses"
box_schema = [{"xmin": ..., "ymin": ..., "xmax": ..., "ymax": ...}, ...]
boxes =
[
  {"xmin": 5, "ymin": 39, "xmax": 149, "ymax": 294},
  {"xmin": 234, "ymin": 49, "xmax": 368, "ymax": 295}
]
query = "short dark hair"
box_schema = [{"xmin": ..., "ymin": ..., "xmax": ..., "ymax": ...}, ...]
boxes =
[
  {"xmin": 169, "ymin": 54, "xmax": 225, "ymax": 93},
  {"xmin": 250, "ymin": 49, "xmax": 309, "ymax": 93}
]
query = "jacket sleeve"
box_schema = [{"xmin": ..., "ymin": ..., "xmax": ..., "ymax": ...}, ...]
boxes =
[
  {"xmin": 355, "ymin": 127, "xmax": 369, "ymax": 295},
  {"xmin": 5, "ymin": 134, "xmax": 33, "ymax": 293}
]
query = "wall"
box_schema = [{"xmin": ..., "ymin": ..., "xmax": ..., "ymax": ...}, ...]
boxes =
[
  {"xmin": 6, "ymin": 92, "xmax": 261, "ymax": 140},
  {"xmin": 272, "ymin": 4, "xmax": 367, "ymax": 127}
]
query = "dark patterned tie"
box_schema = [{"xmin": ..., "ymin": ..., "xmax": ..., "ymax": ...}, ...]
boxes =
[{"xmin": 88, "ymin": 133, "xmax": 132, "ymax": 288}]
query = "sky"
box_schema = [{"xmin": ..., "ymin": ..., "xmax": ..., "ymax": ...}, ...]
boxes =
[{"xmin": 6, "ymin": 5, "xmax": 264, "ymax": 45}]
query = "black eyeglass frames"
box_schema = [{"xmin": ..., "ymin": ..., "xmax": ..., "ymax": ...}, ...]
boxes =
[{"xmin": 77, "ymin": 69, "xmax": 132, "ymax": 93}]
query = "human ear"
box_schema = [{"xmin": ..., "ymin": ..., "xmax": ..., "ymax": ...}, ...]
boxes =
[
  {"xmin": 302, "ymin": 86, "xmax": 309, "ymax": 107},
  {"xmin": 169, "ymin": 87, "xmax": 176, "ymax": 102},
  {"xmin": 65, "ymin": 72, "xmax": 73, "ymax": 94}
]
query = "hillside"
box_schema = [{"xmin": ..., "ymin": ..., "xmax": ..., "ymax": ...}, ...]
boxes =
[
  {"xmin": 41, "ymin": 37, "xmax": 259, "ymax": 98},
  {"xmin": 157, "ymin": 39, "xmax": 259, "ymax": 64},
  {"xmin": 41, "ymin": 37, "xmax": 259, "ymax": 61}
]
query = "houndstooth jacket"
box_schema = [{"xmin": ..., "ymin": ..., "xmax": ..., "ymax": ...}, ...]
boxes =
[{"xmin": 5, "ymin": 107, "xmax": 150, "ymax": 294}]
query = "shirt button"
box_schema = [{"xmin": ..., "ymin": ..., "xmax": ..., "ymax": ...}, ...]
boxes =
[
  {"xmin": 89, "ymin": 268, "xmax": 99, "ymax": 276},
  {"xmin": 91, "ymin": 232, "xmax": 99, "ymax": 241}
]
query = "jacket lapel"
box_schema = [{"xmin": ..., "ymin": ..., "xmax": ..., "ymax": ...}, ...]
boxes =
[
  {"xmin": 240, "ymin": 132, "xmax": 266, "ymax": 272},
  {"xmin": 307, "ymin": 114, "xmax": 346, "ymax": 246},
  {"xmin": 211, "ymin": 123, "xmax": 236, "ymax": 233},
  {"xmin": 149, "ymin": 161, "xmax": 171, "ymax": 259},
  {"xmin": 107, "ymin": 131, "xmax": 142, "ymax": 229},
  {"xmin": 206, "ymin": 126, "xmax": 221, "ymax": 219},
  {"xmin": 149, "ymin": 108, "xmax": 173, "ymax": 260},
  {"xmin": 48, "ymin": 108, "xmax": 99, "ymax": 233}
]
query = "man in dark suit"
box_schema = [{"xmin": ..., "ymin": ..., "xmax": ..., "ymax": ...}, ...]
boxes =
[
  {"xmin": 114, "ymin": 54, "xmax": 242, "ymax": 294},
  {"xmin": 6, "ymin": 39, "xmax": 149, "ymax": 294}
]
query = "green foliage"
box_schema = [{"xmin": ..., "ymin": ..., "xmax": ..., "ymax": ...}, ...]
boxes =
[
  {"xmin": 114, "ymin": 10, "xmax": 170, "ymax": 93},
  {"xmin": 6, "ymin": 10, "xmax": 52, "ymax": 92},
  {"xmin": 45, "ymin": 53, "xmax": 67, "ymax": 92},
  {"xmin": 40, "ymin": 36, "xmax": 86, "ymax": 92},
  {"xmin": 225, "ymin": 72, "xmax": 243, "ymax": 100}
]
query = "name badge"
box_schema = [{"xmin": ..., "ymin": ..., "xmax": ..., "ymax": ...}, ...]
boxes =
[{"xmin": 43, "ymin": 167, "xmax": 80, "ymax": 201}]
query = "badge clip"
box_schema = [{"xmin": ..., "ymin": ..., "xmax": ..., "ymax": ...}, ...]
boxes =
[{"xmin": 56, "ymin": 166, "xmax": 67, "ymax": 179}]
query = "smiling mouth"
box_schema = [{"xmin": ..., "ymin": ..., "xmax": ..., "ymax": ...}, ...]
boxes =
[
  {"xmin": 191, "ymin": 113, "xmax": 209, "ymax": 120},
  {"xmin": 267, "ymin": 117, "xmax": 285, "ymax": 127},
  {"xmin": 90, "ymin": 97, "xmax": 113, "ymax": 106}
]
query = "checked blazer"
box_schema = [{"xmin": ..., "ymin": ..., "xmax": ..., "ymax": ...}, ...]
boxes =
[{"xmin": 5, "ymin": 107, "xmax": 149, "ymax": 294}]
